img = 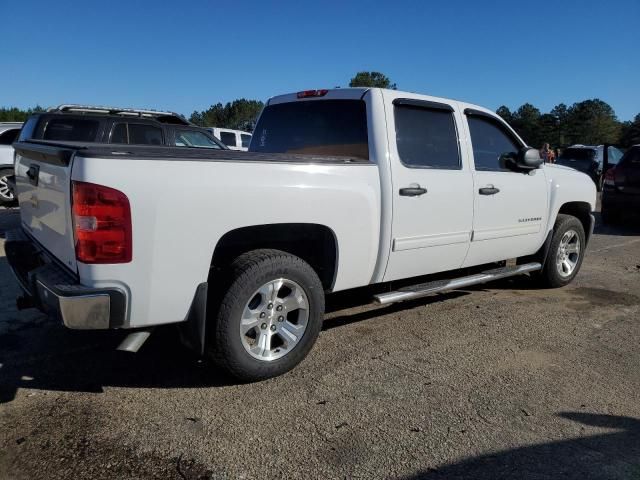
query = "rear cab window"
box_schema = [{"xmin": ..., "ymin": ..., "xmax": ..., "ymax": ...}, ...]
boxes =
[
  {"xmin": 18, "ymin": 117, "xmax": 38, "ymax": 141},
  {"xmin": 250, "ymin": 99, "xmax": 369, "ymax": 160}
]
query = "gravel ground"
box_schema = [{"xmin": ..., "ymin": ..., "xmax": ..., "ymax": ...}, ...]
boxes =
[{"xmin": 1, "ymin": 206, "xmax": 639, "ymax": 479}]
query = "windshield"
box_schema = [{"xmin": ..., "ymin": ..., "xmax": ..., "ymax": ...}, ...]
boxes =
[
  {"xmin": 250, "ymin": 99, "xmax": 369, "ymax": 160},
  {"xmin": 557, "ymin": 148, "xmax": 596, "ymax": 164}
]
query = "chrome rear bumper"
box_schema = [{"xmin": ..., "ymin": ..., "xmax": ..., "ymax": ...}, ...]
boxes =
[{"xmin": 5, "ymin": 228, "xmax": 126, "ymax": 329}]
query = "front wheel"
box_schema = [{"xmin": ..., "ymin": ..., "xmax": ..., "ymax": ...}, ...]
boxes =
[
  {"xmin": 207, "ymin": 249, "xmax": 325, "ymax": 381},
  {"xmin": 538, "ymin": 214, "xmax": 586, "ymax": 288},
  {"xmin": 0, "ymin": 168, "xmax": 15, "ymax": 206}
]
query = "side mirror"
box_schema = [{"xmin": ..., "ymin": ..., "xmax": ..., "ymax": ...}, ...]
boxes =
[{"xmin": 517, "ymin": 147, "xmax": 543, "ymax": 169}]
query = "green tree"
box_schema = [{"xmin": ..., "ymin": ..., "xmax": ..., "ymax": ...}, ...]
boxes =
[
  {"xmin": 510, "ymin": 103, "xmax": 542, "ymax": 147},
  {"xmin": 549, "ymin": 103, "xmax": 569, "ymax": 146},
  {"xmin": 565, "ymin": 99, "xmax": 620, "ymax": 145},
  {"xmin": 349, "ymin": 71, "xmax": 397, "ymax": 89},
  {"xmin": 0, "ymin": 106, "xmax": 44, "ymax": 122},
  {"xmin": 496, "ymin": 106, "xmax": 513, "ymax": 124},
  {"xmin": 189, "ymin": 99, "xmax": 264, "ymax": 131},
  {"xmin": 619, "ymin": 114, "xmax": 640, "ymax": 147}
]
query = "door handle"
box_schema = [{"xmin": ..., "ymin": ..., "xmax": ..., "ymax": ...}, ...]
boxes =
[
  {"xmin": 479, "ymin": 186, "xmax": 500, "ymax": 195},
  {"xmin": 399, "ymin": 186, "xmax": 427, "ymax": 197}
]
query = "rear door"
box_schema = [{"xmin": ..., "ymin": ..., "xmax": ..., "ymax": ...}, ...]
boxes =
[
  {"xmin": 13, "ymin": 143, "xmax": 78, "ymax": 272},
  {"xmin": 382, "ymin": 93, "xmax": 474, "ymax": 281}
]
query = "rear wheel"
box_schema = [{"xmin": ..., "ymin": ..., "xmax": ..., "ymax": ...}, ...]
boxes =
[
  {"xmin": 538, "ymin": 214, "xmax": 586, "ymax": 288},
  {"xmin": 207, "ymin": 249, "xmax": 325, "ymax": 381},
  {"xmin": 0, "ymin": 168, "xmax": 15, "ymax": 206}
]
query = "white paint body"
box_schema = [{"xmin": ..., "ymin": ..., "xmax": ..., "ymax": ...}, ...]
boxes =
[{"xmin": 13, "ymin": 89, "xmax": 596, "ymax": 329}]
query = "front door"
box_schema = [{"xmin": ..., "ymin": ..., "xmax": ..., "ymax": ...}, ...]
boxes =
[
  {"xmin": 462, "ymin": 112, "xmax": 548, "ymax": 267},
  {"xmin": 382, "ymin": 94, "xmax": 474, "ymax": 282}
]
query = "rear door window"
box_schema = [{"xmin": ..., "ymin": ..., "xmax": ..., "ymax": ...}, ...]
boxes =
[
  {"xmin": 110, "ymin": 123, "xmax": 163, "ymax": 145},
  {"xmin": 251, "ymin": 99, "xmax": 369, "ymax": 160},
  {"xmin": 241, "ymin": 134, "xmax": 252, "ymax": 148},
  {"xmin": 394, "ymin": 104, "xmax": 460, "ymax": 169},
  {"xmin": 220, "ymin": 131, "xmax": 237, "ymax": 147},
  {"xmin": 42, "ymin": 118, "xmax": 100, "ymax": 142}
]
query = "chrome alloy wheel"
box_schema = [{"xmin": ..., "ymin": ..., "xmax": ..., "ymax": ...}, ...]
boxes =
[
  {"xmin": 556, "ymin": 229, "xmax": 581, "ymax": 278},
  {"xmin": 240, "ymin": 278, "xmax": 309, "ymax": 361},
  {"xmin": 0, "ymin": 174, "xmax": 13, "ymax": 201}
]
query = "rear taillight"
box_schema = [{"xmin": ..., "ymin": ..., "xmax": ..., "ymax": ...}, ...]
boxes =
[
  {"xmin": 72, "ymin": 181, "xmax": 132, "ymax": 264},
  {"xmin": 603, "ymin": 167, "xmax": 616, "ymax": 187},
  {"xmin": 297, "ymin": 89, "xmax": 329, "ymax": 98}
]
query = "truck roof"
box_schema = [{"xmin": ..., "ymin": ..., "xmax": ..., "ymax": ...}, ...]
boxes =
[{"xmin": 266, "ymin": 87, "xmax": 498, "ymax": 118}]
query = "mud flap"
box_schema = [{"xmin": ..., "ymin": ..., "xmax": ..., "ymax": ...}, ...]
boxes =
[{"xmin": 178, "ymin": 282, "xmax": 208, "ymax": 356}]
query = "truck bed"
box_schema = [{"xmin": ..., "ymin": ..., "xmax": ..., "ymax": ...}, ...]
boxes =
[{"xmin": 13, "ymin": 140, "xmax": 372, "ymax": 165}]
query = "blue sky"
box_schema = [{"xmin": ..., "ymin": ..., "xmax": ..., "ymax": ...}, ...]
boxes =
[{"xmin": 1, "ymin": 0, "xmax": 638, "ymax": 120}]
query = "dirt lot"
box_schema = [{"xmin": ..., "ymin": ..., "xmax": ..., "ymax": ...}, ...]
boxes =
[{"xmin": 1, "ymin": 206, "xmax": 639, "ymax": 480}]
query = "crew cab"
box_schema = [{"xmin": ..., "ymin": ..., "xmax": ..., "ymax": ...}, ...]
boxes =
[{"xmin": 7, "ymin": 88, "xmax": 596, "ymax": 381}]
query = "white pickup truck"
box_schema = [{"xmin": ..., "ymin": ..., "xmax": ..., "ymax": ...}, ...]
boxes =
[{"xmin": 7, "ymin": 88, "xmax": 596, "ymax": 381}]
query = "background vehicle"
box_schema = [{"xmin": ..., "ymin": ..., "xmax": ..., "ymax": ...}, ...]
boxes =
[
  {"xmin": 19, "ymin": 105, "xmax": 226, "ymax": 149},
  {"xmin": 208, "ymin": 127, "xmax": 252, "ymax": 151},
  {"xmin": 0, "ymin": 122, "xmax": 23, "ymax": 205},
  {"xmin": 7, "ymin": 88, "xmax": 596, "ymax": 382},
  {"xmin": 555, "ymin": 144, "xmax": 624, "ymax": 190},
  {"xmin": 601, "ymin": 145, "xmax": 640, "ymax": 224}
]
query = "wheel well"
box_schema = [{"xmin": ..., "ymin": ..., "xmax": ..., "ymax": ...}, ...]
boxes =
[
  {"xmin": 210, "ymin": 224, "xmax": 338, "ymax": 291},
  {"xmin": 557, "ymin": 202, "xmax": 592, "ymax": 241}
]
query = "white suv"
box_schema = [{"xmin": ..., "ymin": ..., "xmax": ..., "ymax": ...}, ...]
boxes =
[{"xmin": 0, "ymin": 122, "xmax": 22, "ymax": 205}]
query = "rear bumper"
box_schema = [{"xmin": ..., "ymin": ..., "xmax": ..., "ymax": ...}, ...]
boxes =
[{"xmin": 5, "ymin": 228, "xmax": 126, "ymax": 329}]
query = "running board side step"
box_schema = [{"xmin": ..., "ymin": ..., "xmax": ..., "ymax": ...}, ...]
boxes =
[{"xmin": 373, "ymin": 262, "xmax": 542, "ymax": 305}]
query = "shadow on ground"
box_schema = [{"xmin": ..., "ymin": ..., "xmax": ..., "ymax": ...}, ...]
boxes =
[{"xmin": 404, "ymin": 412, "xmax": 640, "ymax": 479}]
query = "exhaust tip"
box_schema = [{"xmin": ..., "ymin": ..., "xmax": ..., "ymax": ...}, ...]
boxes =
[{"xmin": 117, "ymin": 330, "xmax": 152, "ymax": 353}]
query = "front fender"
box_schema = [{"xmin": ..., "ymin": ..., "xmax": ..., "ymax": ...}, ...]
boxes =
[{"xmin": 544, "ymin": 164, "xmax": 597, "ymax": 233}]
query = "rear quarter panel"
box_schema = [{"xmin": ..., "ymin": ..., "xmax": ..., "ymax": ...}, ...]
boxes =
[{"xmin": 71, "ymin": 156, "xmax": 381, "ymax": 328}]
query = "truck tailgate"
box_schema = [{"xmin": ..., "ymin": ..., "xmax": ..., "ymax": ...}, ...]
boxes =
[{"xmin": 13, "ymin": 142, "xmax": 78, "ymax": 272}]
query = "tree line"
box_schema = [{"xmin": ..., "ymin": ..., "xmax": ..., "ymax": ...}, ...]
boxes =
[
  {"xmin": 496, "ymin": 100, "xmax": 639, "ymax": 149},
  {"xmin": 1, "ymin": 71, "xmax": 638, "ymax": 147}
]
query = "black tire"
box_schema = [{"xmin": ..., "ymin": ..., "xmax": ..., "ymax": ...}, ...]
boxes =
[
  {"xmin": 0, "ymin": 168, "xmax": 16, "ymax": 206},
  {"xmin": 207, "ymin": 249, "xmax": 325, "ymax": 381},
  {"xmin": 538, "ymin": 214, "xmax": 586, "ymax": 288}
]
